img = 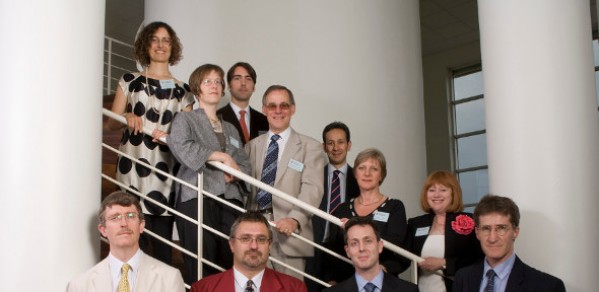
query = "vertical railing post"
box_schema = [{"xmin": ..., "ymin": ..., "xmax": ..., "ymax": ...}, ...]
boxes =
[
  {"xmin": 197, "ymin": 172, "xmax": 203, "ymax": 280},
  {"xmin": 411, "ymin": 259, "xmax": 418, "ymax": 284},
  {"xmin": 106, "ymin": 38, "xmax": 112, "ymax": 95}
]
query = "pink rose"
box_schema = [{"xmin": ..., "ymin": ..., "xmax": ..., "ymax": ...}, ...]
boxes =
[{"xmin": 451, "ymin": 214, "xmax": 474, "ymax": 235}]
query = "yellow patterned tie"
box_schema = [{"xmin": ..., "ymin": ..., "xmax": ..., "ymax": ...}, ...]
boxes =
[{"xmin": 117, "ymin": 263, "xmax": 131, "ymax": 292}]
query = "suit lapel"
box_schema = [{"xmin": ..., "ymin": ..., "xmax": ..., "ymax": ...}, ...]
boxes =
[
  {"xmin": 261, "ymin": 268, "xmax": 283, "ymax": 291},
  {"xmin": 135, "ymin": 254, "xmax": 158, "ymax": 292},
  {"xmin": 91, "ymin": 258, "xmax": 113, "ymax": 291},
  {"xmin": 505, "ymin": 257, "xmax": 526, "ymax": 292},
  {"xmin": 254, "ymin": 134, "xmax": 267, "ymax": 176},
  {"xmin": 275, "ymin": 129, "xmax": 300, "ymax": 184},
  {"xmin": 193, "ymin": 109, "xmax": 221, "ymax": 150}
]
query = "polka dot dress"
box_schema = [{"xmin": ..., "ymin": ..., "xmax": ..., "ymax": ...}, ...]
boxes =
[{"xmin": 116, "ymin": 72, "xmax": 194, "ymax": 215}]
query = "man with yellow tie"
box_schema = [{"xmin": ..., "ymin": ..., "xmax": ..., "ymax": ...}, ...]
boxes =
[{"xmin": 67, "ymin": 191, "xmax": 184, "ymax": 291}]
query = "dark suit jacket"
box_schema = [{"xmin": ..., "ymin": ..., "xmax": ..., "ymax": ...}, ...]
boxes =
[
  {"xmin": 406, "ymin": 212, "xmax": 483, "ymax": 291},
  {"xmin": 217, "ymin": 103, "xmax": 268, "ymax": 146},
  {"xmin": 324, "ymin": 272, "xmax": 418, "ymax": 292},
  {"xmin": 191, "ymin": 267, "xmax": 307, "ymax": 292},
  {"xmin": 452, "ymin": 256, "xmax": 566, "ymax": 292},
  {"xmin": 313, "ymin": 165, "xmax": 360, "ymax": 244}
]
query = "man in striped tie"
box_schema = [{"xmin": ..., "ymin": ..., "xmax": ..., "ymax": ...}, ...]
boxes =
[
  {"xmin": 245, "ymin": 85, "xmax": 325, "ymax": 281},
  {"xmin": 307, "ymin": 121, "xmax": 360, "ymax": 291}
]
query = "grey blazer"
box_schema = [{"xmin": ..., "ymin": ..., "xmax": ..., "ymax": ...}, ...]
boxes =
[
  {"xmin": 167, "ymin": 108, "xmax": 250, "ymax": 203},
  {"xmin": 245, "ymin": 128, "xmax": 325, "ymax": 257},
  {"xmin": 66, "ymin": 253, "xmax": 184, "ymax": 292}
]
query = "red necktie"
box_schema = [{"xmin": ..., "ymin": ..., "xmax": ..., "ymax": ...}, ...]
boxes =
[{"xmin": 239, "ymin": 110, "xmax": 250, "ymax": 143}]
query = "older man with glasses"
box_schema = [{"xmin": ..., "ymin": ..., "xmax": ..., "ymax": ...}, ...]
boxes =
[
  {"xmin": 191, "ymin": 211, "xmax": 306, "ymax": 292},
  {"xmin": 67, "ymin": 191, "xmax": 184, "ymax": 291},
  {"xmin": 453, "ymin": 194, "xmax": 565, "ymax": 292}
]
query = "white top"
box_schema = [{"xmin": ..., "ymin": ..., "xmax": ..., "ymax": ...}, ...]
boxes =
[{"xmin": 418, "ymin": 234, "xmax": 446, "ymax": 292}]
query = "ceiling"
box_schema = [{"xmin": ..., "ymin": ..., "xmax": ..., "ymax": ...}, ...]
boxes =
[
  {"xmin": 104, "ymin": 0, "xmax": 598, "ymax": 59},
  {"xmin": 419, "ymin": 0, "xmax": 598, "ymax": 57}
]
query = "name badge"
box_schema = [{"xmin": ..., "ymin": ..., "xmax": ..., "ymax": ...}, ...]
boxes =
[
  {"xmin": 159, "ymin": 79, "xmax": 176, "ymax": 89},
  {"xmin": 229, "ymin": 137, "xmax": 240, "ymax": 149},
  {"xmin": 415, "ymin": 227, "xmax": 430, "ymax": 237},
  {"xmin": 288, "ymin": 159, "xmax": 305, "ymax": 172},
  {"xmin": 373, "ymin": 211, "xmax": 390, "ymax": 223}
]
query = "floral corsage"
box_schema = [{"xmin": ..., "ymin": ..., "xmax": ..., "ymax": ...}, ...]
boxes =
[{"xmin": 451, "ymin": 214, "xmax": 474, "ymax": 235}]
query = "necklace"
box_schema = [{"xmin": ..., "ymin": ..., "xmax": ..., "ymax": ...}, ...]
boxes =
[{"xmin": 357, "ymin": 195, "xmax": 384, "ymax": 206}]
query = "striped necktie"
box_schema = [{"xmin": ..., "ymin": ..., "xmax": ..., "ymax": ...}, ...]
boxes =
[
  {"xmin": 484, "ymin": 269, "xmax": 496, "ymax": 292},
  {"xmin": 257, "ymin": 134, "xmax": 280, "ymax": 209},
  {"xmin": 329, "ymin": 170, "xmax": 341, "ymax": 214}
]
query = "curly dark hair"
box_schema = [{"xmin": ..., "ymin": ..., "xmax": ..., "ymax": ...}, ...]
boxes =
[{"xmin": 133, "ymin": 21, "xmax": 182, "ymax": 67}]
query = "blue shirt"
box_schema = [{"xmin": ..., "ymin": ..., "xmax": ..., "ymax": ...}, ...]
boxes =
[
  {"xmin": 355, "ymin": 270, "xmax": 384, "ymax": 292},
  {"xmin": 479, "ymin": 252, "xmax": 516, "ymax": 292}
]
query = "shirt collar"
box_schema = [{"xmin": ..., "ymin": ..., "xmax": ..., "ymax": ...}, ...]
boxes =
[
  {"xmin": 268, "ymin": 127, "xmax": 291, "ymax": 142},
  {"xmin": 233, "ymin": 267, "xmax": 265, "ymax": 291},
  {"xmin": 484, "ymin": 252, "xmax": 516, "ymax": 281},
  {"xmin": 355, "ymin": 269, "xmax": 384, "ymax": 291},
  {"xmin": 108, "ymin": 249, "xmax": 143, "ymax": 282},
  {"xmin": 328, "ymin": 163, "xmax": 348, "ymax": 176},
  {"xmin": 229, "ymin": 102, "xmax": 249, "ymax": 114}
]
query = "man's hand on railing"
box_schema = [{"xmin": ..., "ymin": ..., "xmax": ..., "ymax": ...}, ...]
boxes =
[{"xmin": 274, "ymin": 217, "xmax": 299, "ymax": 237}]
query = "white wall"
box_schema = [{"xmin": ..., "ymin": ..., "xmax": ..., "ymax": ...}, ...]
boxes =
[
  {"xmin": 0, "ymin": 0, "xmax": 105, "ymax": 290},
  {"xmin": 146, "ymin": 0, "xmax": 428, "ymax": 216}
]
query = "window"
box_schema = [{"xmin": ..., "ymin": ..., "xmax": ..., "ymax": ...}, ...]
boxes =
[
  {"xmin": 451, "ymin": 67, "xmax": 489, "ymax": 210},
  {"xmin": 592, "ymin": 39, "xmax": 599, "ymax": 111}
]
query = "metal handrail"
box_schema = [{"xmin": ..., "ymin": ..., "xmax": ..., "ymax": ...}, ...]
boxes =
[
  {"xmin": 103, "ymin": 36, "xmax": 136, "ymax": 95},
  {"xmin": 101, "ymin": 108, "xmax": 422, "ymax": 285}
]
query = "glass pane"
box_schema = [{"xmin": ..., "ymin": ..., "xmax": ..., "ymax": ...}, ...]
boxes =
[
  {"xmin": 593, "ymin": 40, "xmax": 599, "ymax": 67},
  {"xmin": 453, "ymin": 71, "xmax": 484, "ymax": 101},
  {"xmin": 458, "ymin": 169, "xmax": 489, "ymax": 206},
  {"xmin": 456, "ymin": 134, "xmax": 487, "ymax": 169},
  {"xmin": 455, "ymin": 98, "xmax": 486, "ymax": 135}
]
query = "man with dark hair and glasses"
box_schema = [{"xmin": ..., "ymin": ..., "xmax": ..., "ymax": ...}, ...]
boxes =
[
  {"xmin": 67, "ymin": 191, "xmax": 184, "ymax": 291},
  {"xmin": 191, "ymin": 211, "xmax": 307, "ymax": 292},
  {"xmin": 453, "ymin": 194, "xmax": 565, "ymax": 292},
  {"xmin": 324, "ymin": 217, "xmax": 417, "ymax": 292}
]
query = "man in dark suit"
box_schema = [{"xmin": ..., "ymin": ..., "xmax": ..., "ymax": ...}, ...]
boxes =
[
  {"xmin": 307, "ymin": 121, "xmax": 359, "ymax": 291},
  {"xmin": 246, "ymin": 85, "xmax": 325, "ymax": 280},
  {"xmin": 191, "ymin": 211, "xmax": 307, "ymax": 292},
  {"xmin": 324, "ymin": 217, "xmax": 417, "ymax": 292},
  {"xmin": 217, "ymin": 62, "xmax": 268, "ymax": 146},
  {"xmin": 453, "ymin": 195, "xmax": 566, "ymax": 292}
]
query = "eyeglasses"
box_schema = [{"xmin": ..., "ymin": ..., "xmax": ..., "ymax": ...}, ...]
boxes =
[
  {"xmin": 232, "ymin": 236, "xmax": 271, "ymax": 245},
  {"xmin": 265, "ymin": 102, "xmax": 292, "ymax": 111},
  {"xmin": 202, "ymin": 79, "xmax": 224, "ymax": 86},
  {"xmin": 151, "ymin": 37, "xmax": 172, "ymax": 46},
  {"xmin": 476, "ymin": 224, "xmax": 514, "ymax": 236},
  {"xmin": 347, "ymin": 237, "xmax": 377, "ymax": 248},
  {"xmin": 105, "ymin": 212, "xmax": 140, "ymax": 223}
]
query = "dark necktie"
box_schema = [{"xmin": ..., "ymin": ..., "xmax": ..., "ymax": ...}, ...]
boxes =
[
  {"xmin": 329, "ymin": 170, "xmax": 341, "ymax": 214},
  {"xmin": 257, "ymin": 134, "xmax": 280, "ymax": 209},
  {"xmin": 245, "ymin": 279, "xmax": 255, "ymax": 292},
  {"xmin": 484, "ymin": 269, "xmax": 496, "ymax": 292},
  {"xmin": 364, "ymin": 282, "xmax": 377, "ymax": 292},
  {"xmin": 239, "ymin": 110, "xmax": 250, "ymax": 143}
]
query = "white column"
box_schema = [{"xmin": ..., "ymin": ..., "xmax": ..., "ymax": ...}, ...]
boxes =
[
  {"xmin": 479, "ymin": 0, "xmax": 599, "ymax": 290},
  {"xmin": 145, "ymin": 0, "xmax": 427, "ymax": 218},
  {"xmin": 0, "ymin": 1, "xmax": 105, "ymax": 290}
]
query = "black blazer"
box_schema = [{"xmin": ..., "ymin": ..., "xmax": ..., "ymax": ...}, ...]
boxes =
[
  {"xmin": 406, "ymin": 212, "xmax": 483, "ymax": 291},
  {"xmin": 313, "ymin": 165, "xmax": 360, "ymax": 244},
  {"xmin": 217, "ymin": 103, "xmax": 268, "ymax": 146},
  {"xmin": 324, "ymin": 272, "xmax": 418, "ymax": 292},
  {"xmin": 452, "ymin": 256, "xmax": 566, "ymax": 292}
]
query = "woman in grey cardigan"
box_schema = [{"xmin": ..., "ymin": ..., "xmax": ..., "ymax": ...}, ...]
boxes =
[{"xmin": 167, "ymin": 64, "xmax": 250, "ymax": 284}]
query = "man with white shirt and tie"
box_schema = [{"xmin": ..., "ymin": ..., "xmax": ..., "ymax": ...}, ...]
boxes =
[
  {"xmin": 307, "ymin": 121, "xmax": 360, "ymax": 290},
  {"xmin": 218, "ymin": 62, "xmax": 269, "ymax": 146},
  {"xmin": 245, "ymin": 84, "xmax": 325, "ymax": 280},
  {"xmin": 67, "ymin": 191, "xmax": 184, "ymax": 291}
]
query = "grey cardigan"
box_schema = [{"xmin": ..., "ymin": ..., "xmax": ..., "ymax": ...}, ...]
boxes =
[{"xmin": 167, "ymin": 108, "xmax": 250, "ymax": 203}]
